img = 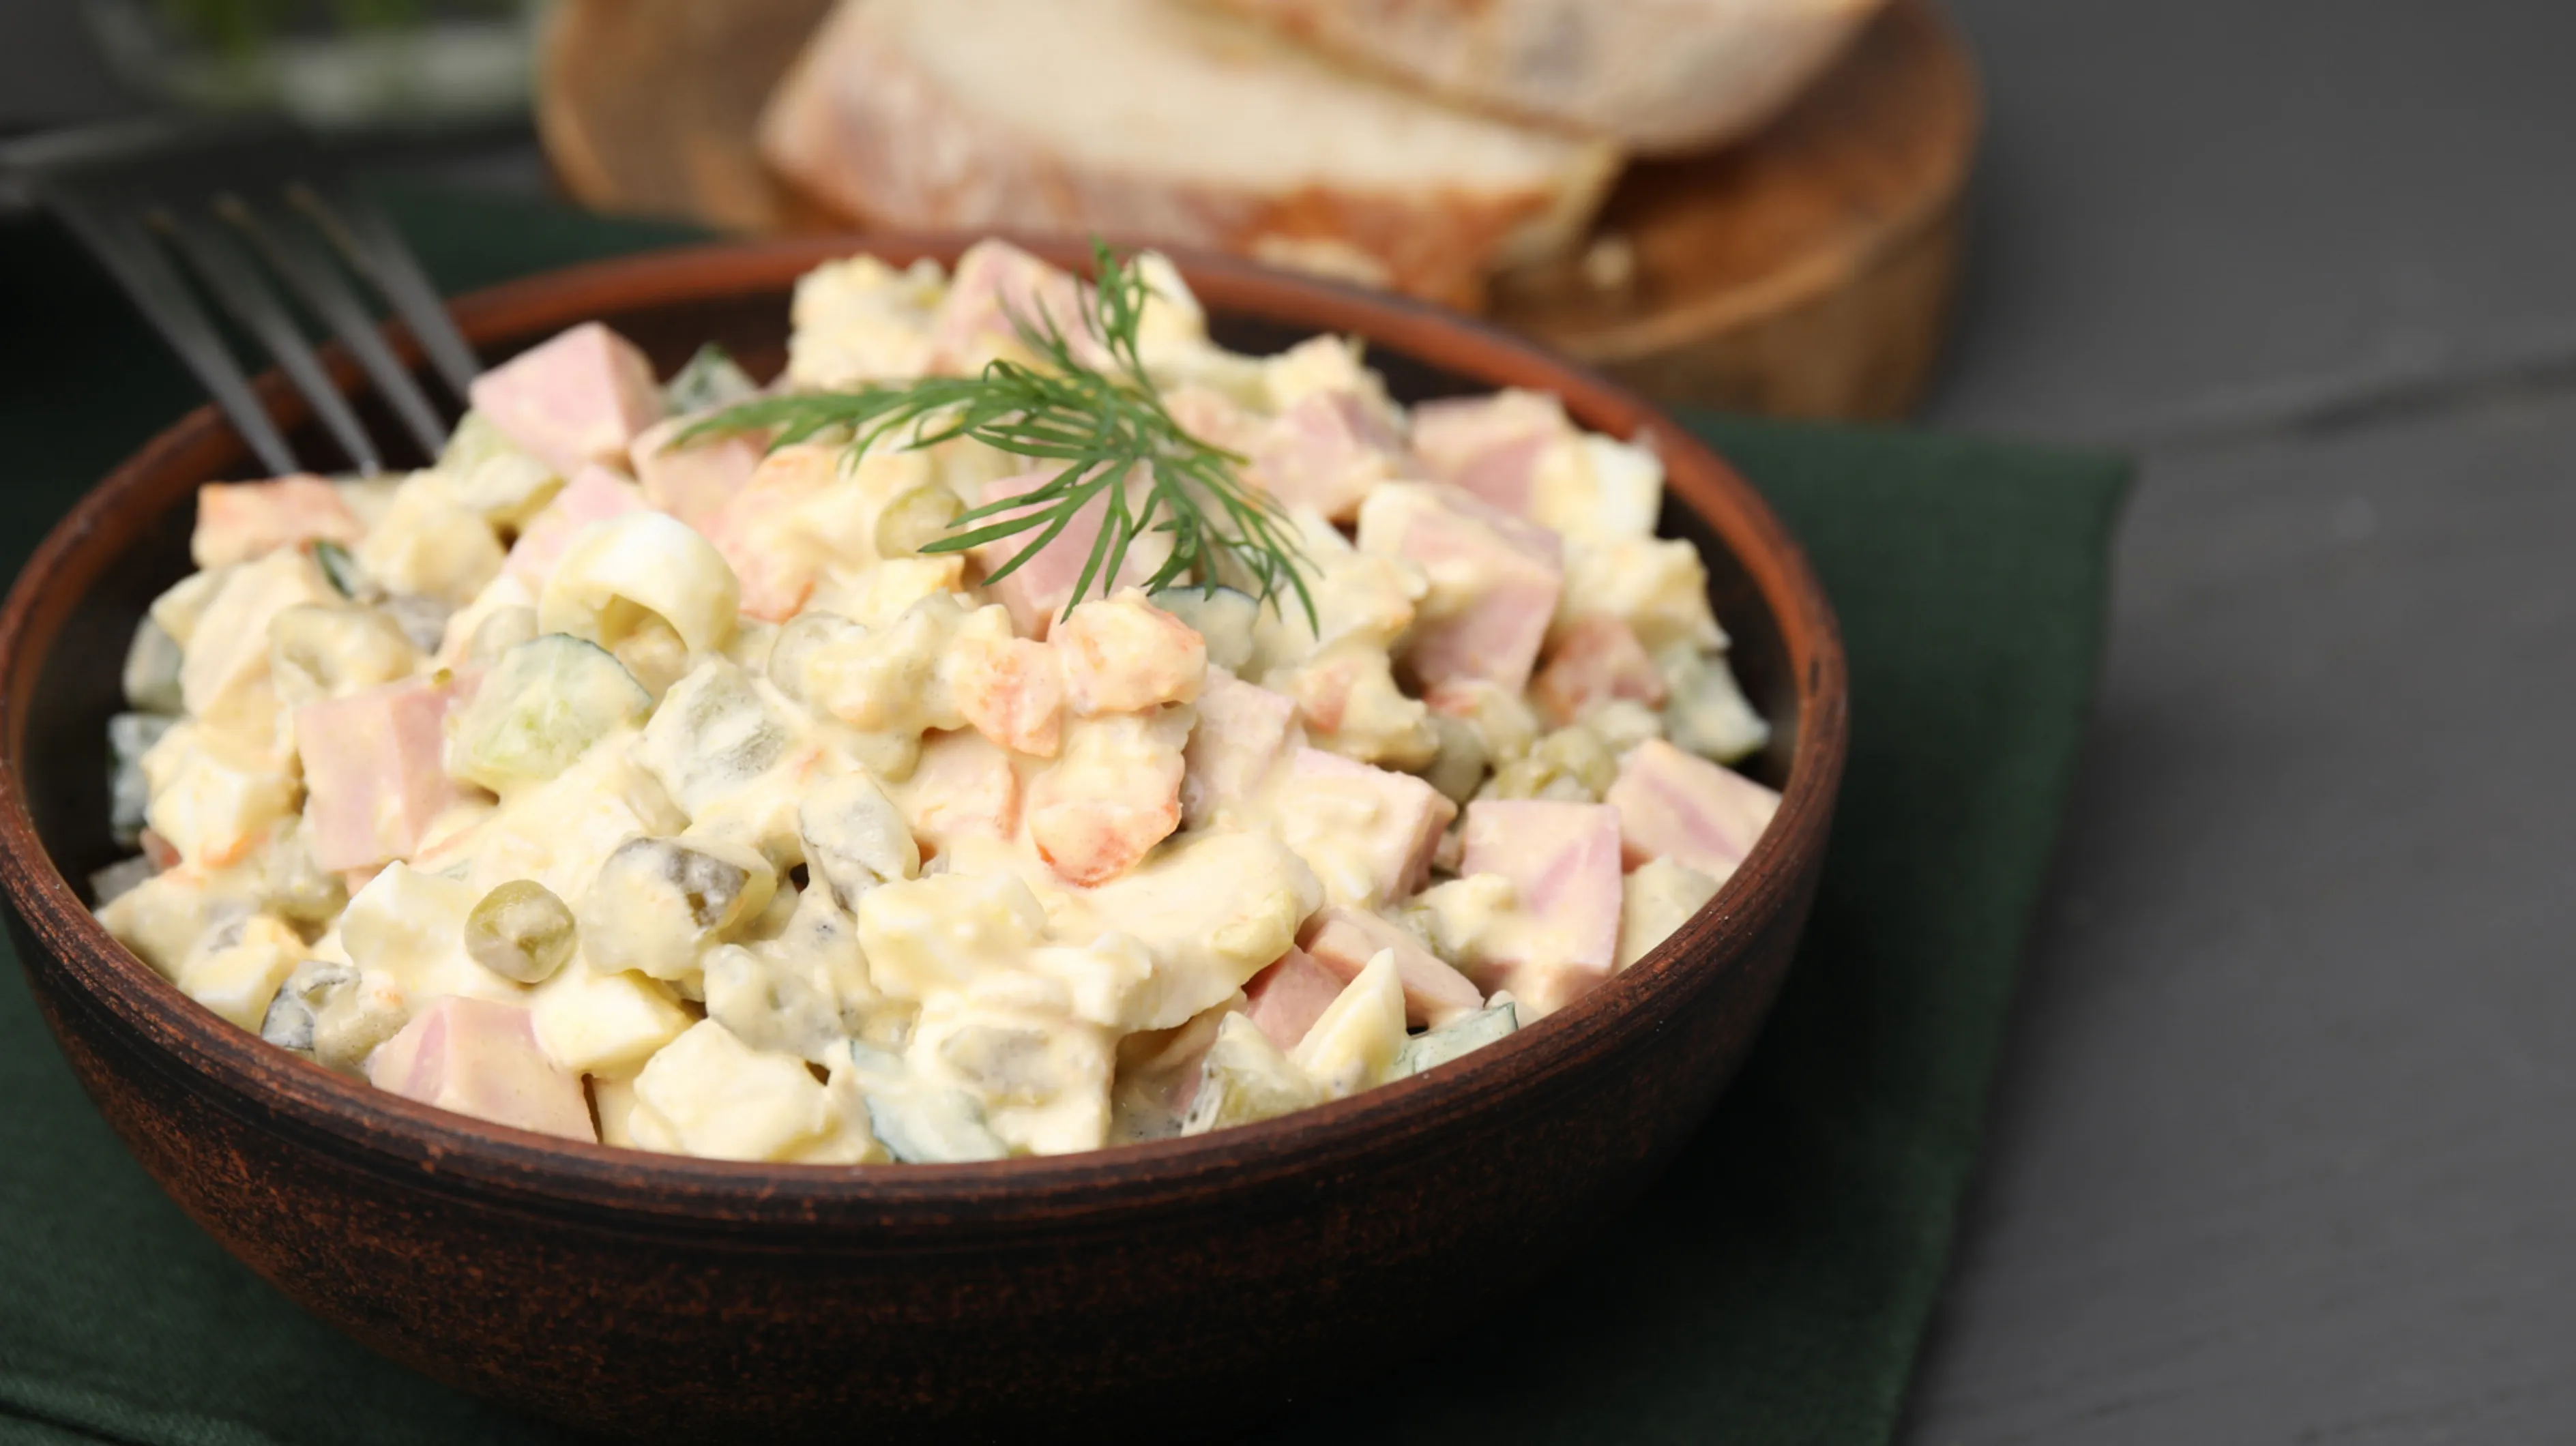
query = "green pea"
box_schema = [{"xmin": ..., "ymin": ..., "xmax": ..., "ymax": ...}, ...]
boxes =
[{"xmin": 465, "ymin": 879, "xmax": 578, "ymax": 984}]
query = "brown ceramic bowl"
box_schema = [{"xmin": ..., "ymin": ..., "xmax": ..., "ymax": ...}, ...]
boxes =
[{"xmin": 0, "ymin": 237, "xmax": 1847, "ymax": 1443}]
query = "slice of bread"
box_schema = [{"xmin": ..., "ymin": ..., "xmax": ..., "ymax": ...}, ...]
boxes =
[
  {"xmin": 758, "ymin": 0, "xmax": 1622, "ymax": 308},
  {"xmin": 1192, "ymin": 0, "xmax": 1886, "ymax": 155}
]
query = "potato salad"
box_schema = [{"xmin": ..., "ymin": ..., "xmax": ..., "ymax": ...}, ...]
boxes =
[{"xmin": 92, "ymin": 240, "xmax": 1781, "ymax": 1163}]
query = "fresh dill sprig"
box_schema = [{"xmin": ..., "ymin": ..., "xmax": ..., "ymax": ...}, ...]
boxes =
[{"xmin": 679, "ymin": 241, "xmax": 1315, "ymax": 626}]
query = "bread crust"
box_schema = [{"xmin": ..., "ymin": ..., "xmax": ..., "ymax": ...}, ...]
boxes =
[
  {"xmin": 758, "ymin": 0, "xmax": 1620, "ymax": 308},
  {"xmin": 1198, "ymin": 0, "xmax": 1886, "ymax": 154}
]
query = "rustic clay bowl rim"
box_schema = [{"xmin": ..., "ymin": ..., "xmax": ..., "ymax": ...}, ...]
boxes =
[{"xmin": 0, "ymin": 234, "xmax": 1847, "ymax": 1225}]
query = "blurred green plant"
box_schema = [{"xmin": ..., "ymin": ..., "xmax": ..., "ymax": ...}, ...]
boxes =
[{"xmin": 151, "ymin": 0, "xmax": 518, "ymax": 54}]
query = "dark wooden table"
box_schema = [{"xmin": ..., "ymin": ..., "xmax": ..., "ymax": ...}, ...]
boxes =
[{"xmin": 8, "ymin": 1, "xmax": 2573, "ymax": 1438}]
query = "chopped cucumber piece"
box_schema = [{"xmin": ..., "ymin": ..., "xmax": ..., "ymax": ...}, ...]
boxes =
[
  {"xmin": 121, "ymin": 618, "xmax": 184, "ymax": 715},
  {"xmin": 1394, "ymin": 1001, "xmax": 1519, "ymax": 1078},
  {"xmin": 1147, "ymin": 585, "xmax": 1259, "ymax": 673},
  {"xmin": 1182, "ymin": 1014, "xmax": 1324, "ymax": 1134},
  {"xmin": 449, "ymin": 633, "xmax": 653, "ymax": 792},
  {"xmin": 842, "ymin": 1044, "xmax": 1008, "ymax": 1163},
  {"xmin": 437, "ymin": 409, "xmax": 521, "ymax": 476},
  {"xmin": 107, "ymin": 712, "xmax": 173, "ymax": 849},
  {"xmin": 260, "ymin": 960, "xmax": 358, "ymax": 1054},
  {"xmin": 664, "ymin": 343, "xmax": 761, "ymax": 415}
]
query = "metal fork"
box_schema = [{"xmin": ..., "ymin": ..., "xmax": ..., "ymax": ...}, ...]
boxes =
[{"xmin": 3, "ymin": 117, "xmax": 482, "ymax": 477}]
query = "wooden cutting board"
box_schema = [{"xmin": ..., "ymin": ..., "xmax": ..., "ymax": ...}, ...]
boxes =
[{"xmin": 536, "ymin": 0, "xmax": 1978, "ymax": 418}]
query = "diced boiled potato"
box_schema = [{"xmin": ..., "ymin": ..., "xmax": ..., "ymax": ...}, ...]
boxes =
[
  {"xmin": 340, "ymin": 862, "xmax": 527, "ymax": 1005},
  {"xmin": 1182, "ymin": 1013, "xmax": 1323, "ymax": 1134},
  {"xmin": 181, "ymin": 547, "xmax": 338, "ymax": 741},
  {"xmin": 1023, "ymin": 932, "xmax": 1159, "ymax": 1031},
  {"xmin": 141, "ymin": 724, "xmax": 298, "ymax": 871},
  {"xmin": 854, "ymin": 870, "xmax": 1048, "ymax": 1001},
  {"xmin": 632, "ymin": 1019, "xmax": 838, "ymax": 1162},
  {"xmin": 1659, "ymin": 643, "xmax": 1771, "ymax": 763},
  {"xmin": 149, "ymin": 565, "xmax": 233, "ymax": 650},
  {"xmin": 368, "ymin": 994, "xmax": 595, "ymax": 1141},
  {"xmin": 175, "ymin": 913, "xmax": 303, "ymax": 1031},
  {"xmin": 1557, "ymin": 534, "xmax": 1724, "ymax": 654},
  {"xmin": 352, "ymin": 483, "xmax": 505, "ymax": 608},
  {"xmin": 1266, "ymin": 748, "xmax": 1454, "ymax": 909},
  {"xmin": 123, "ymin": 617, "xmax": 186, "ymax": 715},
  {"xmin": 267, "ymin": 603, "xmax": 424, "ymax": 707},
  {"xmin": 1289, "ymin": 948, "xmax": 1407, "ymax": 1099},
  {"xmin": 787, "ymin": 254, "xmax": 944, "ymax": 390},
  {"xmin": 531, "ymin": 962, "xmax": 692, "ymax": 1077},
  {"xmin": 1082, "ymin": 829, "xmax": 1323, "ymax": 1031},
  {"xmin": 1617, "ymin": 857, "xmax": 1723, "ymax": 970}
]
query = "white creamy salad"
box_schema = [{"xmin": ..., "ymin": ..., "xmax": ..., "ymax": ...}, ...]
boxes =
[{"xmin": 92, "ymin": 240, "xmax": 1781, "ymax": 1163}]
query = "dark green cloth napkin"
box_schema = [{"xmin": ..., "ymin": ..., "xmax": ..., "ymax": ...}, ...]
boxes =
[{"xmin": 0, "ymin": 192, "xmax": 2128, "ymax": 1446}]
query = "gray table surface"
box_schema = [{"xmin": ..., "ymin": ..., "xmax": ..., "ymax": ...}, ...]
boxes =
[{"xmin": 7, "ymin": 2, "xmax": 2573, "ymax": 1441}]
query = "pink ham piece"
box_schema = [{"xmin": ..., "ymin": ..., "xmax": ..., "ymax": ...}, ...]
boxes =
[
  {"xmin": 190, "ymin": 475, "xmax": 364, "ymax": 569},
  {"xmin": 501, "ymin": 464, "xmax": 646, "ymax": 588},
  {"xmin": 1297, "ymin": 906, "xmax": 1483, "ymax": 1028},
  {"xmin": 630, "ymin": 414, "xmax": 765, "ymax": 528},
  {"xmin": 1288, "ymin": 747, "xmax": 1455, "ymax": 904},
  {"xmin": 295, "ymin": 676, "xmax": 471, "ymax": 872},
  {"xmin": 467, "ymin": 321, "xmax": 666, "ymax": 478},
  {"xmin": 1241, "ymin": 946, "xmax": 1347, "ymax": 1052},
  {"xmin": 928, "ymin": 240, "xmax": 1112, "ymax": 375},
  {"xmin": 1180, "ymin": 671, "xmax": 1298, "ymax": 828},
  {"xmin": 1605, "ymin": 738, "xmax": 1781, "ymax": 883},
  {"xmin": 1359, "ymin": 482, "xmax": 1562, "ymax": 695},
  {"xmin": 367, "ymin": 996, "xmax": 595, "ymax": 1141},
  {"xmin": 1248, "ymin": 391, "xmax": 1416, "ymax": 522},
  {"xmin": 1532, "ymin": 615, "xmax": 1669, "ymax": 727},
  {"xmin": 971, "ymin": 470, "xmax": 1165, "ymax": 639},
  {"xmin": 1408, "ymin": 390, "xmax": 1572, "ymax": 517},
  {"xmin": 1461, "ymin": 799, "xmax": 1624, "ymax": 974}
]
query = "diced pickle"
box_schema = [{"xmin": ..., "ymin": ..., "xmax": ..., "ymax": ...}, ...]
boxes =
[
  {"xmin": 1181, "ymin": 1014, "xmax": 1325, "ymax": 1135},
  {"xmin": 579, "ymin": 836, "xmax": 775, "ymax": 980},
  {"xmin": 1392, "ymin": 1001, "xmax": 1518, "ymax": 1078},
  {"xmin": 464, "ymin": 879, "xmax": 578, "ymax": 984},
  {"xmin": 1420, "ymin": 711, "xmax": 1489, "ymax": 806},
  {"xmin": 704, "ymin": 944, "xmax": 845, "ymax": 1065},
  {"xmin": 448, "ymin": 633, "xmax": 653, "ymax": 793},
  {"xmin": 838, "ymin": 1042, "xmax": 1007, "ymax": 1162},
  {"xmin": 381, "ymin": 593, "xmax": 452, "ymax": 654},
  {"xmin": 121, "ymin": 618, "xmax": 184, "ymax": 715},
  {"xmin": 310, "ymin": 539, "xmax": 369, "ymax": 600},
  {"xmin": 796, "ymin": 772, "xmax": 919, "ymax": 909},
  {"xmin": 107, "ymin": 712, "xmax": 173, "ymax": 849},
  {"xmin": 259, "ymin": 960, "xmax": 358, "ymax": 1054},
  {"xmin": 1147, "ymin": 585, "xmax": 1258, "ymax": 673},
  {"xmin": 873, "ymin": 482, "xmax": 963, "ymax": 558},
  {"xmin": 663, "ymin": 342, "xmax": 761, "ymax": 415},
  {"xmin": 1481, "ymin": 726, "xmax": 1615, "ymax": 803},
  {"xmin": 639, "ymin": 660, "xmax": 789, "ymax": 814}
]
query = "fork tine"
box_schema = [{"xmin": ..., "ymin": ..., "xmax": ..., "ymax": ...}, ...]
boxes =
[
  {"xmin": 291, "ymin": 181, "xmax": 480, "ymax": 400},
  {"xmin": 43, "ymin": 192, "xmax": 299, "ymax": 476},
  {"xmin": 156, "ymin": 205, "xmax": 383, "ymax": 475},
  {"xmin": 221, "ymin": 192, "xmax": 450, "ymax": 462}
]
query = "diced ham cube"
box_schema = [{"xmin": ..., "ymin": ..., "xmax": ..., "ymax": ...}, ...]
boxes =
[
  {"xmin": 951, "ymin": 634, "xmax": 1066, "ymax": 757},
  {"xmin": 1532, "ymin": 615, "xmax": 1669, "ymax": 727},
  {"xmin": 295, "ymin": 676, "xmax": 471, "ymax": 872},
  {"xmin": 1357, "ymin": 482, "xmax": 1562, "ymax": 695},
  {"xmin": 1408, "ymin": 390, "xmax": 1572, "ymax": 517},
  {"xmin": 1055, "ymin": 595, "xmax": 1206, "ymax": 715},
  {"xmin": 1297, "ymin": 906, "xmax": 1484, "ymax": 1028},
  {"xmin": 1604, "ymin": 738, "xmax": 1781, "ymax": 883},
  {"xmin": 1242, "ymin": 946, "xmax": 1347, "ymax": 1052},
  {"xmin": 901, "ymin": 731, "xmax": 1021, "ymax": 859},
  {"xmin": 191, "ymin": 475, "xmax": 365, "ymax": 569},
  {"xmin": 700, "ymin": 444, "xmax": 840, "ymax": 621},
  {"xmin": 467, "ymin": 321, "xmax": 665, "ymax": 477},
  {"xmin": 971, "ymin": 470, "xmax": 1167, "ymax": 639},
  {"xmin": 630, "ymin": 414, "xmax": 765, "ymax": 528},
  {"xmin": 1180, "ymin": 671, "xmax": 1298, "ymax": 828},
  {"xmin": 1461, "ymin": 799, "xmax": 1624, "ymax": 974},
  {"xmin": 1248, "ymin": 391, "xmax": 1416, "ymax": 522},
  {"xmin": 367, "ymin": 996, "xmax": 595, "ymax": 1141},
  {"xmin": 928, "ymin": 240, "xmax": 1111, "ymax": 375},
  {"xmin": 1282, "ymin": 748, "xmax": 1455, "ymax": 905},
  {"xmin": 501, "ymin": 464, "xmax": 645, "ymax": 588}
]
